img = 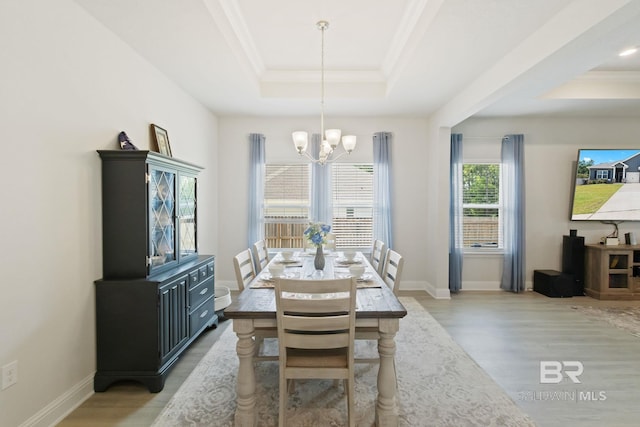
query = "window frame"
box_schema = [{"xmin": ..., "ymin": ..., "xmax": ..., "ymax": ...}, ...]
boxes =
[
  {"xmin": 261, "ymin": 161, "xmax": 374, "ymax": 250},
  {"xmin": 461, "ymin": 162, "xmax": 504, "ymax": 254}
]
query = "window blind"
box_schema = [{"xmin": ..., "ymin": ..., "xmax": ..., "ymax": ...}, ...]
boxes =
[
  {"xmin": 331, "ymin": 164, "xmax": 373, "ymax": 249},
  {"xmin": 264, "ymin": 164, "xmax": 310, "ymax": 220}
]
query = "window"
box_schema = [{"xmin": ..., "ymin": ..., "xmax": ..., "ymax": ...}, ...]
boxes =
[
  {"xmin": 462, "ymin": 163, "xmax": 502, "ymax": 249},
  {"xmin": 263, "ymin": 162, "xmax": 374, "ymax": 249},
  {"xmin": 264, "ymin": 164, "xmax": 310, "ymax": 248},
  {"xmin": 332, "ymin": 164, "xmax": 373, "ymax": 249}
]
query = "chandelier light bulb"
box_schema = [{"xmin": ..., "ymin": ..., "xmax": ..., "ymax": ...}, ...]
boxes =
[
  {"xmin": 342, "ymin": 135, "xmax": 357, "ymax": 153},
  {"xmin": 325, "ymin": 129, "xmax": 342, "ymax": 148},
  {"xmin": 292, "ymin": 131, "xmax": 309, "ymax": 154}
]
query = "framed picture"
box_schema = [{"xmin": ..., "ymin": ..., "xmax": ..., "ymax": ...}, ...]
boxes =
[{"xmin": 151, "ymin": 124, "xmax": 172, "ymax": 157}]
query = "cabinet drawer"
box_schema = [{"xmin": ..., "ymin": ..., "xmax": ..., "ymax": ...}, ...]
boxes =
[
  {"xmin": 189, "ymin": 277, "xmax": 214, "ymax": 310},
  {"xmin": 207, "ymin": 261, "xmax": 214, "ymax": 276},
  {"xmin": 190, "ymin": 296, "xmax": 214, "ymax": 336},
  {"xmin": 188, "ymin": 270, "xmax": 200, "ymax": 288},
  {"xmin": 199, "ymin": 265, "xmax": 208, "ymax": 282}
]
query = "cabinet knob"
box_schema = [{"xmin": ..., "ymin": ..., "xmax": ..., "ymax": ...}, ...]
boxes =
[
  {"xmin": 200, "ymin": 288, "xmax": 208, "ymax": 295},
  {"xmin": 200, "ymin": 310, "xmax": 208, "ymax": 318}
]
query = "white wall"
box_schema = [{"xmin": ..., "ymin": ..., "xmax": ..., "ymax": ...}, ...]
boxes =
[
  {"xmin": 217, "ymin": 117, "xmax": 431, "ymax": 292},
  {"xmin": 454, "ymin": 116, "xmax": 640, "ymax": 290},
  {"xmin": 0, "ymin": 1, "xmax": 218, "ymax": 426}
]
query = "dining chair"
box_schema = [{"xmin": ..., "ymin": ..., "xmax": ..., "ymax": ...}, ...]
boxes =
[
  {"xmin": 233, "ymin": 248, "xmax": 278, "ymax": 361},
  {"xmin": 274, "ymin": 277, "xmax": 357, "ymax": 427},
  {"xmin": 354, "ymin": 247, "xmax": 404, "ymax": 364},
  {"xmin": 381, "ymin": 248, "xmax": 404, "ymax": 296},
  {"xmin": 252, "ymin": 239, "xmax": 270, "ymax": 273},
  {"xmin": 325, "ymin": 232, "xmax": 337, "ymax": 250},
  {"xmin": 371, "ymin": 239, "xmax": 386, "ymax": 275},
  {"xmin": 233, "ymin": 248, "xmax": 255, "ymax": 292}
]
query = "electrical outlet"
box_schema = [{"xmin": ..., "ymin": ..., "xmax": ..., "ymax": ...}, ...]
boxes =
[{"xmin": 2, "ymin": 361, "xmax": 18, "ymax": 390}]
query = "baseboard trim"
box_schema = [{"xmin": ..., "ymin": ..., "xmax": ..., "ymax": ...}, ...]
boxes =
[
  {"xmin": 20, "ymin": 374, "xmax": 93, "ymax": 427},
  {"xmin": 421, "ymin": 281, "xmax": 451, "ymax": 299},
  {"xmin": 462, "ymin": 281, "xmax": 501, "ymax": 291}
]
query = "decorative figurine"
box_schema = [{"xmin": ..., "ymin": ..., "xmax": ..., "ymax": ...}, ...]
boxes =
[{"xmin": 118, "ymin": 131, "xmax": 138, "ymax": 150}]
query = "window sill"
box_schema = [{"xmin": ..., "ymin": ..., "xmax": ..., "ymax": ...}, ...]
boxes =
[{"xmin": 463, "ymin": 248, "xmax": 504, "ymax": 256}]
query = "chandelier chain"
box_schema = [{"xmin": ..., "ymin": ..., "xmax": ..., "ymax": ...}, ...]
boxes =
[{"xmin": 319, "ymin": 21, "xmax": 326, "ymax": 141}]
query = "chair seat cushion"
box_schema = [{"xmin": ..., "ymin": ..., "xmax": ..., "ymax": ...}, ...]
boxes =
[{"xmin": 286, "ymin": 347, "xmax": 348, "ymax": 368}]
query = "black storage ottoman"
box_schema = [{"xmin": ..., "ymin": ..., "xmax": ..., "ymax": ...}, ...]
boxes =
[{"xmin": 533, "ymin": 270, "xmax": 574, "ymax": 298}]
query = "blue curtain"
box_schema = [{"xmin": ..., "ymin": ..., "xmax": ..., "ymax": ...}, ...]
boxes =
[
  {"xmin": 373, "ymin": 132, "xmax": 393, "ymax": 249},
  {"xmin": 310, "ymin": 134, "xmax": 333, "ymax": 224},
  {"xmin": 449, "ymin": 133, "xmax": 464, "ymax": 293},
  {"xmin": 501, "ymin": 134, "xmax": 526, "ymax": 292},
  {"xmin": 248, "ymin": 133, "xmax": 265, "ymax": 247}
]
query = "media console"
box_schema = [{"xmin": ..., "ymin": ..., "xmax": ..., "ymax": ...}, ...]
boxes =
[{"xmin": 584, "ymin": 244, "xmax": 640, "ymax": 300}]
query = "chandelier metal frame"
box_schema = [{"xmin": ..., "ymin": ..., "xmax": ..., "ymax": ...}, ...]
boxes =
[{"xmin": 292, "ymin": 20, "xmax": 356, "ymax": 165}]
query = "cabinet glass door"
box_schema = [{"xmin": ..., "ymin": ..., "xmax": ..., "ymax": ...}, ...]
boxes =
[
  {"xmin": 149, "ymin": 168, "xmax": 177, "ymax": 268},
  {"xmin": 178, "ymin": 175, "xmax": 197, "ymax": 260}
]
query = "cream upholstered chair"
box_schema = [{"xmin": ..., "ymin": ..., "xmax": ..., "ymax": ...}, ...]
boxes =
[
  {"xmin": 233, "ymin": 249, "xmax": 255, "ymax": 291},
  {"xmin": 274, "ymin": 277, "xmax": 357, "ymax": 427},
  {"xmin": 381, "ymin": 248, "xmax": 404, "ymax": 296},
  {"xmin": 233, "ymin": 249, "xmax": 278, "ymax": 361},
  {"xmin": 252, "ymin": 239, "xmax": 270, "ymax": 273},
  {"xmin": 371, "ymin": 239, "xmax": 386, "ymax": 274}
]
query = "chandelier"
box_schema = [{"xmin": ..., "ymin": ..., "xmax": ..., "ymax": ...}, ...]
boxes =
[{"xmin": 292, "ymin": 21, "xmax": 356, "ymax": 165}]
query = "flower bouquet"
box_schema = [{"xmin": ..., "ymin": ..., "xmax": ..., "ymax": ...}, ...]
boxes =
[{"xmin": 304, "ymin": 222, "xmax": 331, "ymax": 269}]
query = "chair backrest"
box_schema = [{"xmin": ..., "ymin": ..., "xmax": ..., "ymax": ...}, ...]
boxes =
[
  {"xmin": 381, "ymin": 248, "xmax": 404, "ymax": 295},
  {"xmin": 274, "ymin": 277, "xmax": 356, "ymax": 354},
  {"xmin": 303, "ymin": 232, "xmax": 336, "ymax": 252},
  {"xmin": 233, "ymin": 249, "xmax": 255, "ymax": 291},
  {"xmin": 325, "ymin": 232, "xmax": 337, "ymax": 250},
  {"xmin": 371, "ymin": 239, "xmax": 386, "ymax": 274},
  {"xmin": 252, "ymin": 239, "xmax": 270, "ymax": 273}
]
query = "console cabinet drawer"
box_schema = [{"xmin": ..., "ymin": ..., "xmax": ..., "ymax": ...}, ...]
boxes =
[
  {"xmin": 188, "ymin": 270, "xmax": 200, "ymax": 288},
  {"xmin": 190, "ymin": 296, "xmax": 214, "ymax": 335},
  {"xmin": 189, "ymin": 277, "xmax": 214, "ymax": 310}
]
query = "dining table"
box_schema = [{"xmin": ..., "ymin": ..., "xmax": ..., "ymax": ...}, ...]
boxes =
[{"xmin": 224, "ymin": 250, "xmax": 407, "ymax": 426}]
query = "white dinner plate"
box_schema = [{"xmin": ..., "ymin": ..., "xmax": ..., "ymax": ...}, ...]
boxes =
[{"xmin": 260, "ymin": 272, "xmax": 296, "ymax": 281}]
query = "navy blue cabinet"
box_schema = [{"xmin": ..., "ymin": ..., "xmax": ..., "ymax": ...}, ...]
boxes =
[{"xmin": 94, "ymin": 151, "xmax": 216, "ymax": 392}]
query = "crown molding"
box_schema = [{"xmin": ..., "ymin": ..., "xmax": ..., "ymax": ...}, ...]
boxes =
[
  {"xmin": 204, "ymin": 0, "xmax": 264, "ymax": 76},
  {"xmin": 207, "ymin": 0, "xmax": 441, "ymax": 95}
]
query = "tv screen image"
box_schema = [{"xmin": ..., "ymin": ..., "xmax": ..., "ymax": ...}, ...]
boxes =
[{"xmin": 571, "ymin": 149, "xmax": 640, "ymax": 221}]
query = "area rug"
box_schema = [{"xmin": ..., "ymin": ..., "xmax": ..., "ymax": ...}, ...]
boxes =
[
  {"xmin": 152, "ymin": 297, "xmax": 535, "ymax": 426},
  {"xmin": 570, "ymin": 305, "xmax": 640, "ymax": 338}
]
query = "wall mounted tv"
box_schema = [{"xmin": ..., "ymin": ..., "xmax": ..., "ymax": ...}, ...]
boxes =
[{"xmin": 571, "ymin": 149, "xmax": 640, "ymax": 221}]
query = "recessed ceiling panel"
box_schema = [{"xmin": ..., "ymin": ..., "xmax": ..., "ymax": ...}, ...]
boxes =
[{"xmin": 237, "ymin": 0, "xmax": 406, "ymax": 70}]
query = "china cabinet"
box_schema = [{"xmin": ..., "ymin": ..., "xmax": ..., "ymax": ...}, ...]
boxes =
[
  {"xmin": 94, "ymin": 151, "xmax": 217, "ymax": 392},
  {"xmin": 98, "ymin": 150, "xmax": 202, "ymax": 278}
]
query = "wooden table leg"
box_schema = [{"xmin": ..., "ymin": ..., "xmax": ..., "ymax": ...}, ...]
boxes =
[
  {"xmin": 376, "ymin": 318, "xmax": 399, "ymax": 427},
  {"xmin": 233, "ymin": 319, "xmax": 257, "ymax": 427}
]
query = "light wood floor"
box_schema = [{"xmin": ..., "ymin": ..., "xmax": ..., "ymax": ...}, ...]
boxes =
[{"xmin": 58, "ymin": 291, "xmax": 640, "ymax": 427}]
